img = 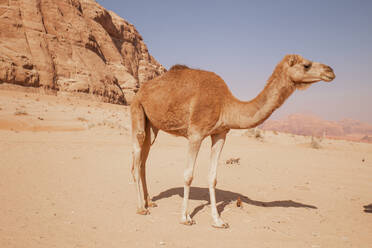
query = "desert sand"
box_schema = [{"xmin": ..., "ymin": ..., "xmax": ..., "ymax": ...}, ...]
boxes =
[{"xmin": 1, "ymin": 88, "xmax": 371, "ymax": 248}]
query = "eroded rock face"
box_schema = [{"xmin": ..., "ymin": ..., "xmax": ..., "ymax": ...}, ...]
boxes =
[{"xmin": 0, "ymin": 0, "xmax": 165, "ymax": 104}]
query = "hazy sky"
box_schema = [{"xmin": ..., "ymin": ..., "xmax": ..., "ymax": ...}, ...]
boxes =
[{"xmin": 97, "ymin": 0, "xmax": 372, "ymax": 123}]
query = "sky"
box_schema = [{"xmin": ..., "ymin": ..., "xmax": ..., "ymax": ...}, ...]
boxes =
[{"xmin": 97, "ymin": 0, "xmax": 372, "ymax": 123}]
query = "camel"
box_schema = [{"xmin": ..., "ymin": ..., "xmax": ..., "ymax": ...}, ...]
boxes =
[{"xmin": 130, "ymin": 54, "xmax": 335, "ymax": 228}]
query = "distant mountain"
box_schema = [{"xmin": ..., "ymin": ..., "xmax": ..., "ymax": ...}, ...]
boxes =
[{"xmin": 261, "ymin": 114, "xmax": 372, "ymax": 143}]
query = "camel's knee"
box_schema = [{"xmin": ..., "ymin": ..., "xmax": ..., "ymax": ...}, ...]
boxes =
[
  {"xmin": 209, "ymin": 178, "xmax": 217, "ymax": 188},
  {"xmin": 208, "ymin": 174, "xmax": 217, "ymax": 188},
  {"xmin": 132, "ymin": 131, "xmax": 145, "ymax": 162},
  {"xmin": 184, "ymin": 170, "xmax": 194, "ymax": 186},
  {"xmin": 135, "ymin": 131, "xmax": 146, "ymax": 146},
  {"xmin": 185, "ymin": 176, "xmax": 193, "ymax": 186}
]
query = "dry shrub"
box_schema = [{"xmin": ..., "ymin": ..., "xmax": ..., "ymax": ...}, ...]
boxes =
[
  {"xmin": 77, "ymin": 117, "xmax": 88, "ymax": 122},
  {"xmin": 310, "ymin": 136, "xmax": 322, "ymax": 149},
  {"xmin": 255, "ymin": 130, "xmax": 263, "ymax": 139},
  {"xmin": 253, "ymin": 128, "xmax": 264, "ymax": 141},
  {"xmin": 89, "ymin": 120, "xmax": 128, "ymax": 132},
  {"xmin": 225, "ymin": 157, "xmax": 240, "ymax": 166},
  {"xmin": 245, "ymin": 128, "xmax": 264, "ymax": 141},
  {"xmin": 14, "ymin": 110, "xmax": 28, "ymax": 116}
]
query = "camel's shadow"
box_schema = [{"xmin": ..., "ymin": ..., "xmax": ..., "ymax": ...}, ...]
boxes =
[
  {"xmin": 364, "ymin": 204, "xmax": 372, "ymax": 213},
  {"xmin": 152, "ymin": 187, "xmax": 317, "ymax": 218}
]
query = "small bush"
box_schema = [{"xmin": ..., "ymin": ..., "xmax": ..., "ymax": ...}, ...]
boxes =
[
  {"xmin": 225, "ymin": 157, "xmax": 240, "ymax": 166},
  {"xmin": 310, "ymin": 136, "xmax": 322, "ymax": 149},
  {"xmin": 245, "ymin": 128, "xmax": 264, "ymax": 141},
  {"xmin": 255, "ymin": 130, "xmax": 262, "ymax": 139},
  {"xmin": 77, "ymin": 117, "xmax": 88, "ymax": 122},
  {"xmin": 14, "ymin": 110, "xmax": 28, "ymax": 116},
  {"xmin": 254, "ymin": 128, "xmax": 264, "ymax": 141}
]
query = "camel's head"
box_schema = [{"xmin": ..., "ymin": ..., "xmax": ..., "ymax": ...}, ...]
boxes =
[{"xmin": 283, "ymin": 54, "xmax": 335, "ymax": 89}]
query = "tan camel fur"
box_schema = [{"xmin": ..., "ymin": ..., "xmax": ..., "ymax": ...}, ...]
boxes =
[{"xmin": 130, "ymin": 54, "xmax": 335, "ymax": 228}]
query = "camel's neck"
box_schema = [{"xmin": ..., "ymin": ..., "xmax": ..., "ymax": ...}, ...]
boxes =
[{"xmin": 223, "ymin": 71, "xmax": 295, "ymax": 129}]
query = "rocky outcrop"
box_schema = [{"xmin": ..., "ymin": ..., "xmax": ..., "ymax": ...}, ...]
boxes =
[{"xmin": 0, "ymin": 0, "xmax": 165, "ymax": 104}]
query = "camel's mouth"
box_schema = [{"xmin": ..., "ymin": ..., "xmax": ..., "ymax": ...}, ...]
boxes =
[
  {"xmin": 321, "ymin": 73, "xmax": 336, "ymax": 82},
  {"xmin": 321, "ymin": 66, "xmax": 335, "ymax": 82}
]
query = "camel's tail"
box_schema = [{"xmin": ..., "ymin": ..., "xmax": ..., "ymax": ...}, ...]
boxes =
[
  {"xmin": 130, "ymin": 99, "xmax": 158, "ymax": 147},
  {"xmin": 149, "ymin": 125, "xmax": 158, "ymax": 145}
]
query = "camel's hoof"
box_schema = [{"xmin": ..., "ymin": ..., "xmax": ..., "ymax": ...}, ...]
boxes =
[
  {"xmin": 147, "ymin": 201, "xmax": 158, "ymax": 208},
  {"xmin": 136, "ymin": 208, "xmax": 150, "ymax": 215},
  {"xmin": 180, "ymin": 219, "xmax": 196, "ymax": 226},
  {"xmin": 212, "ymin": 222, "xmax": 229, "ymax": 229}
]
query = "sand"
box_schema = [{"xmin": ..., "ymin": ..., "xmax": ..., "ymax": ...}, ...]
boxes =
[{"xmin": 1, "ymin": 89, "xmax": 371, "ymax": 248}]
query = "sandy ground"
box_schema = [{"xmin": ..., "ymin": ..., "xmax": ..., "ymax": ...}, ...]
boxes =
[{"xmin": 0, "ymin": 89, "xmax": 371, "ymax": 248}]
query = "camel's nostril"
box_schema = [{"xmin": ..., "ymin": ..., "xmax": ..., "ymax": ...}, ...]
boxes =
[{"xmin": 325, "ymin": 66, "xmax": 334, "ymax": 73}]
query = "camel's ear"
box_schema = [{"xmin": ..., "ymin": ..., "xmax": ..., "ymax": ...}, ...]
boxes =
[{"xmin": 287, "ymin": 55, "xmax": 299, "ymax": 67}]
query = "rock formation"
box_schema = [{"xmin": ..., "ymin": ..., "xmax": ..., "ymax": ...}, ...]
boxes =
[{"xmin": 0, "ymin": 0, "xmax": 165, "ymax": 104}]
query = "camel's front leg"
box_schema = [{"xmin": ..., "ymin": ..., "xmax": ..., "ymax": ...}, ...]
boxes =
[
  {"xmin": 180, "ymin": 137, "xmax": 202, "ymax": 225},
  {"xmin": 209, "ymin": 132, "xmax": 229, "ymax": 228}
]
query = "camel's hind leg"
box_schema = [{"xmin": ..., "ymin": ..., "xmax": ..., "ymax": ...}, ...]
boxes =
[
  {"xmin": 130, "ymin": 100, "xmax": 149, "ymax": 215},
  {"xmin": 140, "ymin": 120, "xmax": 158, "ymax": 208}
]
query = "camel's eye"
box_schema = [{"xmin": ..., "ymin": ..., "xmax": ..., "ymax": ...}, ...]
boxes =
[{"xmin": 304, "ymin": 64, "xmax": 311, "ymax": 70}]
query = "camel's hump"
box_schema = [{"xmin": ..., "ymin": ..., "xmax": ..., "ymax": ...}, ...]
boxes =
[{"xmin": 169, "ymin": 64, "xmax": 189, "ymax": 71}]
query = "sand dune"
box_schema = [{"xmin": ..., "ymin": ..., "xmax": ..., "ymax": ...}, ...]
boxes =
[{"xmin": 1, "ymin": 89, "xmax": 371, "ymax": 248}]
